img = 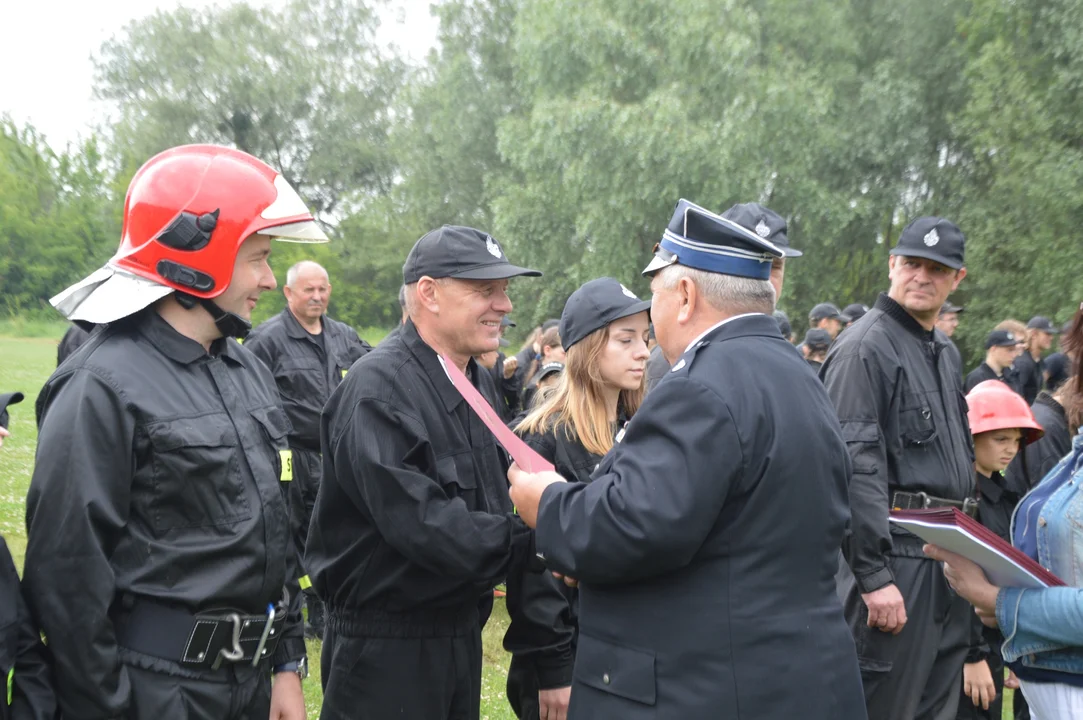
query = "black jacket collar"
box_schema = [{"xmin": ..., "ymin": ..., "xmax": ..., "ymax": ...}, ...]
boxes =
[
  {"xmin": 135, "ymin": 309, "xmax": 245, "ymax": 367},
  {"xmin": 875, "ymin": 293, "xmax": 936, "ymax": 342},
  {"xmin": 281, "ymin": 307, "xmax": 323, "ymax": 341},
  {"xmin": 401, "ymin": 319, "xmax": 484, "ymax": 413}
]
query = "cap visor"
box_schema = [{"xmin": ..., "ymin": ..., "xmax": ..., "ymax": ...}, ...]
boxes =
[
  {"xmin": 256, "ymin": 220, "xmax": 329, "ymax": 243},
  {"xmin": 781, "ymin": 246, "xmax": 803, "ymax": 258},
  {"xmin": 889, "ymin": 247, "xmax": 964, "ymax": 270},
  {"xmin": 642, "ymin": 254, "xmax": 678, "ymax": 276},
  {"xmin": 612, "ymin": 299, "xmax": 653, "ymax": 324},
  {"xmin": 51, "ymin": 266, "xmax": 174, "ymax": 324},
  {"xmin": 451, "ymin": 263, "xmax": 542, "ymax": 280}
]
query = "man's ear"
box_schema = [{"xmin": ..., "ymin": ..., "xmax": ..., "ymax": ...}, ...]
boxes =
[
  {"xmin": 677, "ymin": 276, "xmax": 696, "ymax": 325},
  {"xmin": 415, "ymin": 276, "xmax": 442, "ymax": 313}
]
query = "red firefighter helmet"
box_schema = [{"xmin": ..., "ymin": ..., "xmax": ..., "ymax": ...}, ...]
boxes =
[
  {"xmin": 966, "ymin": 380, "xmax": 1044, "ymax": 444},
  {"xmin": 52, "ymin": 144, "xmax": 327, "ymax": 324}
]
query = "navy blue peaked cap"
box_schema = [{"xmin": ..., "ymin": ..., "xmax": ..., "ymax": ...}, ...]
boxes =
[{"xmin": 642, "ymin": 199, "xmax": 784, "ymax": 280}]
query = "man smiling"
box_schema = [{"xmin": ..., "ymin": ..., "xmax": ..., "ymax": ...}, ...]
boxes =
[
  {"xmin": 306, "ymin": 225, "xmax": 542, "ymax": 720},
  {"xmin": 820, "ymin": 216, "xmax": 974, "ymax": 720}
]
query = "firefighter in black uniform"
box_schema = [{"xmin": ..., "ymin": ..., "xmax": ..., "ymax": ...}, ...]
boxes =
[
  {"xmin": 1012, "ymin": 316, "xmax": 1060, "ymax": 404},
  {"xmin": 720, "ymin": 201, "xmax": 802, "ymax": 301},
  {"xmin": 505, "ymin": 277, "xmax": 651, "ymax": 720},
  {"xmin": 956, "ymin": 380, "xmax": 1045, "ymax": 720},
  {"xmin": 965, "ymin": 329, "xmax": 1025, "ymax": 393},
  {"xmin": 509, "ymin": 199, "xmax": 866, "ymax": 720},
  {"xmin": 820, "ymin": 216, "xmax": 975, "ymax": 720},
  {"xmin": 306, "ymin": 225, "xmax": 540, "ymax": 720},
  {"xmin": 244, "ymin": 260, "xmax": 372, "ymax": 638},
  {"xmin": 1, "ymin": 392, "xmax": 58, "ymax": 720},
  {"xmin": 937, "ymin": 302, "xmax": 965, "ymax": 377},
  {"xmin": 27, "ymin": 145, "xmax": 320, "ymax": 720}
]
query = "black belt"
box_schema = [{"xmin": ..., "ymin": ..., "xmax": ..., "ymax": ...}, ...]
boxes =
[
  {"xmin": 114, "ymin": 596, "xmax": 287, "ymax": 670},
  {"xmin": 892, "ymin": 491, "xmax": 979, "ymax": 518}
]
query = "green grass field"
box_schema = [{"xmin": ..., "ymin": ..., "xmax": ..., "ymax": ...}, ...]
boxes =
[
  {"xmin": 0, "ymin": 333, "xmax": 1021, "ymax": 719},
  {"xmin": 0, "ymin": 334, "xmax": 515, "ymax": 720}
]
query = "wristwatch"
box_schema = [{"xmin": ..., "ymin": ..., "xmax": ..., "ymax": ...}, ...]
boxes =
[{"xmin": 273, "ymin": 657, "xmax": 308, "ymax": 681}]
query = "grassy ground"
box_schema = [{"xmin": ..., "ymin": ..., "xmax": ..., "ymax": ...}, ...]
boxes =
[
  {"xmin": 0, "ymin": 333, "xmax": 1020, "ymax": 719},
  {"xmin": 0, "ymin": 334, "xmax": 515, "ymax": 719}
]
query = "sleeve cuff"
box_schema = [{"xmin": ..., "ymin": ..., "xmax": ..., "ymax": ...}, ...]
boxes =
[
  {"xmin": 535, "ymin": 651, "xmax": 575, "ymax": 690},
  {"xmin": 855, "ymin": 566, "xmax": 895, "ymax": 594},
  {"xmin": 271, "ymin": 637, "xmax": 307, "ymax": 668}
]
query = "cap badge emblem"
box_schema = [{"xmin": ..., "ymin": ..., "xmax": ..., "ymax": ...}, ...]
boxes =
[
  {"xmin": 923, "ymin": 228, "xmax": 940, "ymax": 247},
  {"xmin": 620, "ymin": 284, "xmax": 637, "ymax": 299},
  {"xmin": 755, "ymin": 219, "xmax": 771, "ymax": 238},
  {"xmin": 485, "ymin": 236, "xmax": 502, "ymax": 258}
]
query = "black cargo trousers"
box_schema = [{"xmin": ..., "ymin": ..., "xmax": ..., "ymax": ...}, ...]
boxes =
[
  {"xmin": 840, "ymin": 543, "xmax": 972, "ymax": 720},
  {"xmin": 120, "ymin": 650, "xmax": 272, "ymax": 720},
  {"xmin": 319, "ymin": 605, "xmax": 483, "ymax": 720},
  {"xmin": 289, "ymin": 447, "xmax": 325, "ymax": 636}
]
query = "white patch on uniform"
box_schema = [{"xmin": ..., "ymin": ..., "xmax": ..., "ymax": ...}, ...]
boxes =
[
  {"xmin": 486, "ymin": 236, "xmax": 502, "ymax": 258},
  {"xmin": 755, "ymin": 219, "xmax": 771, "ymax": 238},
  {"xmin": 671, "ymin": 358, "xmax": 686, "ymax": 372},
  {"xmin": 615, "ymin": 427, "xmax": 626, "ymax": 444},
  {"xmin": 923, "ymin": 228, "xmax": 940, "ymax": 247},
  {"xmin": 620, "ymin": 283, "xmax": 637, "ymax": 299},
  {"xmin": 261, "ymin": 175, "xmax": 312, "ymax": 220}
]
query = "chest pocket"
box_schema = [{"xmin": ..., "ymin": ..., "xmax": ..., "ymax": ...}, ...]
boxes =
[
  {"xmin": 249, "ymin": 406, "xmax": 292, "ymax": 479},
  {"xmin": 899, "ymin": 395, "xmax": 937, "ymax": 447},
  {"xmin": 435, "ymin": 453, "xmax": 479, "ymax": 510},
  {"xmin": 145, "ymin": 414, "xmax": 252, "ymax": 532}
]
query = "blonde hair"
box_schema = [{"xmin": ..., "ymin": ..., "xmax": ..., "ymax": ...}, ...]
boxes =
[
  {"xmin": 517, "ymin": 325, "xmax": 645, "ymax": 456},
  {"xmin": 524, "ymin": 326, "xmax": 562, "ymax": 380},
  {"xmin": 995, "ymin": 319, "xmax": 1027, "ymax": 338}
]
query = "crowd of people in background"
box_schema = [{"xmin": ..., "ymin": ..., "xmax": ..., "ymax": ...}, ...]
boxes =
[{"xmin": 3, "ymin": 143, "xmax": 1083, "ymax": 720}]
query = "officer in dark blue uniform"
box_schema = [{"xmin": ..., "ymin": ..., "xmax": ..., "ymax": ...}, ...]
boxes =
[{"xmin": 508, "ymin": 199, "xmax": 866, "ymax": 720}]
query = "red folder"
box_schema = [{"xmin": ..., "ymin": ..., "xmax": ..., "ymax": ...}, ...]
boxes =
[
  {"xmin": 890, "ymin": 508, "xmax": 1064, "ymax": 588},
  {"xmin": 439, "ymin": 355, "xmax": 555, "ymax": 474}
]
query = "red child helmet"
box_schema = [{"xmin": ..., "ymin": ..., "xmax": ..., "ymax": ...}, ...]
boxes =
[
  {"xmin": 966, "ymin": 380, "xmax": 1044, "ymax": 444},
  {"xmin": 52, "ymin": 144, "xmax": 326, "ymax": 325}
]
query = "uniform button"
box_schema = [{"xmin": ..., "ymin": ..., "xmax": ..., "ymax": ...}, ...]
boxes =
[
  {"xmin": 1038, "ymin": 517, "xmax": 1047, "ymax": 528},
  {"xmin": 602, "ymin": 673, "xmax": 610, "ymax": 685}
]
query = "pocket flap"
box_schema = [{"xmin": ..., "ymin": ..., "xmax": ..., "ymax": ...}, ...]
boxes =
[
  {"xmin": 147, "ymin": 415, "xmax": 235, "ymax": 451},
  {"xmin": 841, "ymin": 421, "xmax": 879, "ymax": 444},
  {"xmin": 435, "ymin": 453, "xmax": 478, "ymax": 489},
  {"xmin": 249, "ymin": 406, "xmax": 292, "ymax": 442},
  {"xmin": 574, "ymin": 633, "xmax": 657, "ymax": 706}
]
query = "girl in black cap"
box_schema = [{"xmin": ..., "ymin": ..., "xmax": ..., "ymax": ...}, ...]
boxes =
[
  {"xmin": 519, "ymin": 325, "xmax": 566, "ymax": 410},
  {"xmin": 503, "ymin": 277, "xmax": 650, "ymax": 720}
]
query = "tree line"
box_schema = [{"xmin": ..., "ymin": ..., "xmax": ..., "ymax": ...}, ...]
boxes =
[{"xmin": 2, "ymin": 0, "xmax": 1081, "ymax": 366}]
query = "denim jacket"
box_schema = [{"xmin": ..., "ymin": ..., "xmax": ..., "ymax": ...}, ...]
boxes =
[{"xmin": 998, "ymin": 431, "xmax": 1083, "ymax": 673}]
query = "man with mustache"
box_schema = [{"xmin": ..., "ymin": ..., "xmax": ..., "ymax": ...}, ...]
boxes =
[
  {"xmin": 244, "ymin": 260, "xmax": 372, "ymax": 639},
  {"xmin": 820, "ymin": 217, "xmax": 975, "ymax": 720}
]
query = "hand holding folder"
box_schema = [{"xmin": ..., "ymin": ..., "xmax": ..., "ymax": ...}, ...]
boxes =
[{"xmin": 890, "ymin": 508, "xmax": 1064, "ymax": 589}]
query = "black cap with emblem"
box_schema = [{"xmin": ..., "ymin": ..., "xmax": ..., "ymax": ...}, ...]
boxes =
[
  {"xmin": 0, "ymin": 391, "xmax": 24, "ymax": 430},
  {"xmin": 890, "ymin": 217, "xmax": 966, "ymax": 270},
  {"xmin": 721, "ymin": 202, "xmax": 802, "ymax": 258},
  {"xmin": 986, "ymin": 329, "xmax": 1021, "ymax": 349},
  {"xmin": 804, "ymin": 328, "xmax": 832, "ymax": 351},
  {"xmin": 809, "ymin": 303, "xmax": 842, "ymax": 323},
  {"xmin": 1027, "ymin": 316, "xmax": 1060, "ymax": 334},
  {"xmin": 403, "ymin": 225, "xmax": 542, "ymax": 283},
  {"xmin": 940, "ymin": 302, "xmax": 965, "ymax": 315},
  {"xmin": 840, "ymin": 303, "xmax": 869, "ymax": 323},
  {"xmin": 560, "ymin": 277, "xmax": 652, "ymax": 351}
]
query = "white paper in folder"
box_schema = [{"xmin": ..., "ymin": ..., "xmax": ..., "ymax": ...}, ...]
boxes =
[{"xmin": 889, "ymin": 516, "xmax": 1053, "ymax": 589}]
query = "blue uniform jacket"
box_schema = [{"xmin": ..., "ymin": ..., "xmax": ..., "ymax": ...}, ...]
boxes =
[{"xmin": 535, "ymin": 313, "xmax": 867, "ymax": 720}]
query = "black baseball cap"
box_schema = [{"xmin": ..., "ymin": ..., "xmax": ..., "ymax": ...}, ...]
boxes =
[
  {"xmin": 809, "ymin": 302, "xmax": 842, "ymax": 323},
  {"xmin": 804, "ymin": 328, "xmax": 832, "ymax": 350},
  {"xmin": 560, "ymin": 278, "xmax": 652, "ymax": 351},
  {"xmin": 0, "ymin": 391, "xmax": 24, "ymax": 430},
  {"xmin": 840, "ymin": 303, "xmax": 869, "ymax": 323},
  {"xmin": 501, "ymin": 316, "xmax": 516, "ymax": 328},
  {"xmin": 986, "ymin": 329, "xmax": 1021, "ymax": 349},
  {"xmin": 940, "ymin": 301, "xmax": 964, "ymax": 315},
  {"xmin": 535, "ymin": 361, "xmax": 565, "ymax": 383},
  {"xmin": 403, "ymin": 225, "xmax": 541, "ymax": 283},
  {"xmin": 773, "ymin": 310, "xmax": 792, "ymax": 338},
  {"xmin": 890, "ymin": 217, "xmax": 966, "ymax": 270},
  {"xmin": 720, "ymin": 202, "xmax": 802, "ymax": 258},
  {"xmin": 1027, "ymin": 316, "xmax": 1060, "ymax": 334}
]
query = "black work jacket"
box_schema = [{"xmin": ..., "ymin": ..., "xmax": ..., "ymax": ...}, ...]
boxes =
[
  {"xmin": 503, "ymin": 420, "xmax": 618, "ymax": 690},
  {"xmin": 306, "ymin": 319, "xmax": 534, "ymax": 616},
  {"xmin": 24, "ymin": 310, "xmax": 304, "ymax": 720},
  {"xmin": 820, "ymin": 294, "xmax": 974, "ymax": 594},
  {"xmin": 244, "ymin": 308, "xmax": 371, "ymax": 450},
  {"xmin": 535, "ymin": 315, "xmax": 865, "ymax": 719},
  {"xmin": 0, "ymin": 536, "xmax": 56, "ymax": 720},
  {"xmin": 1005, "ymin": 393, "xmax": 1073, "ymax": 492},
  {"xmin": 965, "ymin": 362, "xmax": 1017, "ymax": 394},
  {"xmin": 1013, "ymin": 351, "xmax": 1043, "ymax": 405}
]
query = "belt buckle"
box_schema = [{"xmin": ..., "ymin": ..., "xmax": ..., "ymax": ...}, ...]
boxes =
[
  {"xmin": 962, "ymin": 497, "xmax": 979, "ymax": 518},
  {"xmin": 211, "ymin": 613, "xmax": 245, "ymax": 670},
  {"xmin": 917, "ymin": 491, "xmax": 931, "ymax": 509}
]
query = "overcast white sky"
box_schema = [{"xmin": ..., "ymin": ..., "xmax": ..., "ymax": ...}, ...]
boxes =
[{"xmin": 0, "ymin": 0, "xmax": 440, "ymax": 151}]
